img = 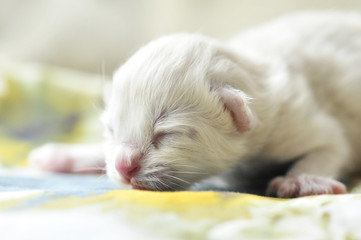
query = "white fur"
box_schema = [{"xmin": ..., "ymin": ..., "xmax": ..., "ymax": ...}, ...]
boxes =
[{"xmin": 29, "ymin": 11, "xmax": 361, "ymax": 196}]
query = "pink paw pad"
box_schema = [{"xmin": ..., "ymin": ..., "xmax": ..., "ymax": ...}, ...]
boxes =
[{"xmin": 267, "ymin": 174, "xmax": 346, "ymax": 198}]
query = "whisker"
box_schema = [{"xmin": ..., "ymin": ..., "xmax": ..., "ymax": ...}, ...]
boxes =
[
  {"xmin": 157, "ymin": 180, "xmax": 174, "ymax": 191},
  {"xmin": 149, "ymin": 175, "xmax": 171, "ymax": 191},
  {"xmin": 143, "ymin": 168, "xmax": 165, "ymax": 174},
  {"xmin": 95, "ymin": 173, "xmax": 109, "ymax": 180},
  {"xmin": 145, "ymin": 174, "xmax": 176, "ymax": 191},
  {"xmin": 90, "ymin": 174, "xmax": 111, "ymax": 184},
  {"xmin": 163, "ymin": 174, "xmax": 190, "ymax": 185},
  {"xmin": 72, "ymin": 167, "xmax": 106, "ymax": 173},
  {"xmin": 154, "ymin": 175, "xmax": 175, "ymax": 190},
  {"xmin": 79, "ymin": 166, "xmax": 106, "ymax": 170},
  {"xmin": 166, "ymin": 163, "xmax": 204, "ymax": 170},
  {"xmin": 169, "ymin": 170, "xmax": 207, "ymax": 175},
  {"xmin": 72, "ymin": 166, "xmax": 106, "ymax": 171},
  {"xmin": 168, "ymin": 180, "xmax": 185, "ymax": 190},
  {"xmin": 159, "ymin": 175, "xmax": 186, "ymax": 190}
]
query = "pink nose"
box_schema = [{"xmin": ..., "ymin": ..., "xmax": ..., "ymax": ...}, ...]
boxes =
[{"xmin": 115, "ymin": 155, "xmax": 141, "ymax": 183}]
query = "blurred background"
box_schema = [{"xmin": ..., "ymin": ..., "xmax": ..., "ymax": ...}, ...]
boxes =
[{"xmin": 1, "ymin": 0, "xmax": 361, "ymax": 75}]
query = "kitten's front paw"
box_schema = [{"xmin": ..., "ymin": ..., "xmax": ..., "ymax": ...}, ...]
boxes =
[
  {"xmin": 28, "ymin": 143, "xmax": 73, "ymax": 173},
  {"xmin": 267, "ymin": 174, "xmax": 346, "ymax": 198}
]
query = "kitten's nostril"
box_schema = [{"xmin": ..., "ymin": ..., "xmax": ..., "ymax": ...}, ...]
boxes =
[{"xmin": 115, "ymin": 158, "xmax": 140, "ymax": 184}]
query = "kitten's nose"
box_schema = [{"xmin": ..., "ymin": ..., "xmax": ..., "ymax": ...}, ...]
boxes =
[{"xmin": 115, "ymin": 152, "xmax": 141, "ymax": 183}]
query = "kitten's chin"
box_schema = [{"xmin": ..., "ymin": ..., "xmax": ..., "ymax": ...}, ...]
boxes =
[
  {"xmin": 129, "ymin": 175, "xmax": 191, "ymax": 191},
  {"xmin": 107, "ymin": 168, "xmax": 192, "ymax": 191}
]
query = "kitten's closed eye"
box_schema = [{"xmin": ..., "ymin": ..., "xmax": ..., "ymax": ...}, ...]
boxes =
[{"xmin": 152, "ymin": 131, "xmax": 180, "ymax": 149}]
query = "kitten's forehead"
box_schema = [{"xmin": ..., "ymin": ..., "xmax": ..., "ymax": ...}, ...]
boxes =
[
  {"xmin": 115, "ymin": 36, "xmax": 216, "ymax": 102},
  {"xmin": 105, "ymin": 34, "xmax": 219, "ymax": 141}
]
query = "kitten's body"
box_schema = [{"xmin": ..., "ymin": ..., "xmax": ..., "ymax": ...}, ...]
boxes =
[
  {"xmin": 230, "ymin": 12, "xmax": 361, "ymax": 172},
  {"xmin": 29, "ymin": 12, "xmax": 361, "ymax": 197}
]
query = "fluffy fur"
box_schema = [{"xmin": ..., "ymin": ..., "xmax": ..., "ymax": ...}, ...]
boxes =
[{"xmin": 29, "ymin": 11, "xmax": 361, "ymax": 197}]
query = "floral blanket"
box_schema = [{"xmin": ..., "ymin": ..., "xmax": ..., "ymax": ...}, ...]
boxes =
[{"xmin": 1, "ymin": 58, "xmax": 361, "ymax": 240}]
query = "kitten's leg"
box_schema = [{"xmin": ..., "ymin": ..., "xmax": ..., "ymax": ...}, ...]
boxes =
[
  {"xmin": 267, "ymin": 117, "xmax": 350, "ymax": 198},
  {"xmin": 28, "ymin": 143, "xmax": 105, "ymax": 174}
]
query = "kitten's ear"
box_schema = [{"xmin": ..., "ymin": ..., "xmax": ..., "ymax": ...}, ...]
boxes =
[{"xmin": 217, "ymin": 86, "xmax": 254, "ymax": 133}]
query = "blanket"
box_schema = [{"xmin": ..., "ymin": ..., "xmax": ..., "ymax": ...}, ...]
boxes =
[{"xmin": 1, "ymin": 58, "xmax": 361, "ymax": 240}]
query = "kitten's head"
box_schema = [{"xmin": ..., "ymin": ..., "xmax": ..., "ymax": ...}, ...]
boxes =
[{"xmin": 102, "ymin": 33, "xmax": 256, "ymax": 190}]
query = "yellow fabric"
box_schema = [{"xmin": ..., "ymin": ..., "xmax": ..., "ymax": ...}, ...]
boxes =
[{"xmin": 0, "ymin": 58, "xmax": 103, "ymax": 166}]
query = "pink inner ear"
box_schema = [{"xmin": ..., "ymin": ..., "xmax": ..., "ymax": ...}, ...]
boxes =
[{"xmin": 218, "ymin": 87, "xmax": 252, "ymax": 133}]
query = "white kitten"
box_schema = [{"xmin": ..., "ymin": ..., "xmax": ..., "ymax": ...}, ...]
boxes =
[{"xmin": 29, "ymin": 11, "xmax": 361, "ymax": 198}]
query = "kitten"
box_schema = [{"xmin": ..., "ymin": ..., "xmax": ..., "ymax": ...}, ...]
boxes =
[{"xmin": 29, "ymin": 11, "xmax": 361, "ymax": 198}]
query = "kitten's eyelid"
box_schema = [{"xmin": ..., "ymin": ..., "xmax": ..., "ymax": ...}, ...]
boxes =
[
  {"xmin": 154, "ymin": 131, "xmax": 180, "ymax": 138},
  {"xmin": 152, "ymin": 131, "xmax": 180, "ymax": 148}
]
